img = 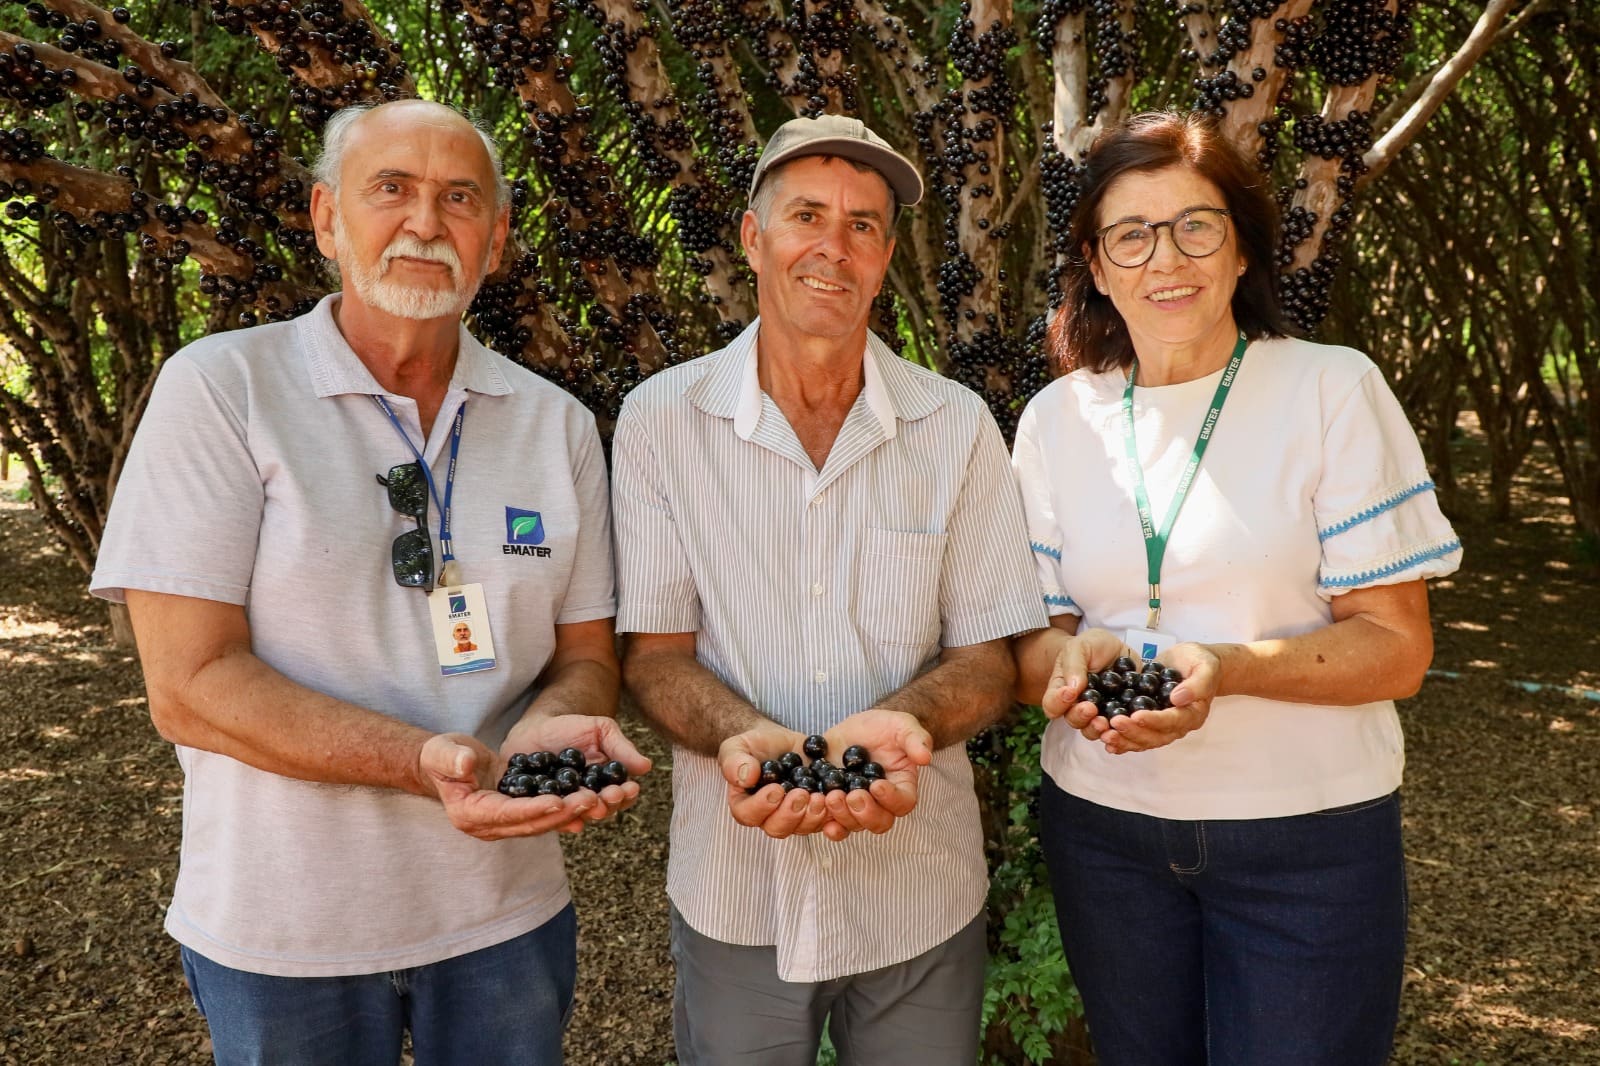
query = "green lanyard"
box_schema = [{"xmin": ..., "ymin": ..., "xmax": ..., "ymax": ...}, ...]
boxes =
[{"xmin": 1121, "ymin": 333, "xmax": 1247, "ymax": 630}]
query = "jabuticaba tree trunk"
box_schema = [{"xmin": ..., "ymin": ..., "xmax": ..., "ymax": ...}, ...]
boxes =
[
  {"xmin": 454, "ymin": 0, "xmax": 672, "ymax": 389},
  {"xmin": 923, "ymin": 0, "xmax": 1020, "ymax": 430},
  {"xmin": 585, "ymin": 0, "xmax": 757, "ymax": 329}
]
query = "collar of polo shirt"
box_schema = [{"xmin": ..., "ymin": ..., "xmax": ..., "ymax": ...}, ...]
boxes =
[{"xmin": 306, "ymin": 294, "xmax": 514, "ymax": 401}]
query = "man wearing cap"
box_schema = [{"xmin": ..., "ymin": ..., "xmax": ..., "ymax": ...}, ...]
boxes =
[
  {"xmin": 612, "ymin": 115, "xmax": 1046, "ymax": 1063},
  {"xmin": 90, "ymin": 99, "xmax": 649, "ymax": 1064}
]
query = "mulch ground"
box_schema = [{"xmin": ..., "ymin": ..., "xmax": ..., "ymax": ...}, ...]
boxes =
[{"xmin": 1, "ymin": 420, "xmax": 1595, "ymax": 1065}]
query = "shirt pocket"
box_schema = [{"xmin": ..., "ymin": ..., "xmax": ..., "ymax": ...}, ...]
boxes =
[{"xmin": 857, "ymin": 527, "xmax": 948, "ymax": 647}]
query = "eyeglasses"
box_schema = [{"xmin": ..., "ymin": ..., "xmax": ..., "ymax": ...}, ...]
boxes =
[
  {"xmin": 376, "ymin": 462, "xmax": 433, "ymax": 592},
  {"xmin": 1096, "ymin": 207, "xmax": 1232, "ymax": 268}
]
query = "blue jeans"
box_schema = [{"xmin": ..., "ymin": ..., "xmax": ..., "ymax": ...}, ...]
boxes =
[
  {"xmin": 1039, "ymin": 779, "xmax": 1406, "ymax": 1066},
  {"xmin": 180, "ymin": 903, "xmax": 577, "ymax": 1066}
]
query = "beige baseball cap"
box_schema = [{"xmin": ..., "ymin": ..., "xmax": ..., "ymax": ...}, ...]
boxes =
[{"xmin": 749, "ymin": 115, "xmax": 924, "ymax": 208}]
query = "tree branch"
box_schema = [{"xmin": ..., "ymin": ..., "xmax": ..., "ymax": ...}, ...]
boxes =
[
  {"xmin": 590, "ymin": 0, "xmax": 756, "ymax": 324},
  {"xmin": 457, "ymin": 0, "xmax": 670, "ymax": 369},
  {"xmin": 0, "ymin": 155, "xmax": 314, "ymax": 313},
  {"xmin": 0, "ymin": 25, "xmax": 313, "ymax": 231},
  {"xmin": 1361, "ymin": 0, "xmax": 1519, "ymax": 187}
]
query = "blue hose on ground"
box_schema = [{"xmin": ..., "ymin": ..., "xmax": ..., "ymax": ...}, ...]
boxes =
[{"xmin": 1425, "ymin": 668, "xmax": 1600, "ymax": 703}]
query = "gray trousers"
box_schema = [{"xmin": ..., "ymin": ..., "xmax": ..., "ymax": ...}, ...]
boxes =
[{"xmin": 670, "ymin": 905, "xmax": 987, "ymax": 1066}]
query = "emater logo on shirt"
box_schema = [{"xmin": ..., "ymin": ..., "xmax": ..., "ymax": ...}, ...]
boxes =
[{"xmin": 504, "ymin": 506, "xmax": 552, "ymax": 558}]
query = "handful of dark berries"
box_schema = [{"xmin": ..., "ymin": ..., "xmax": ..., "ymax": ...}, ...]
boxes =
[
  {"xmin": 749, "ymin": 734, "xmax": 884, "ymax": 795},
  {"xmin": 1080, "ymin": 656, "xmax": 1185, "ymax": 720},
  {"xmin": 497, "ymin": 748, "xmax": 630, "ymax": 798}
]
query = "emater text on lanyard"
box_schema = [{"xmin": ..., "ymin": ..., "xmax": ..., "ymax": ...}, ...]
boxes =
[{"xmin": 1121, "ymin": 332, "xmax": 1247, "ymax": 632}]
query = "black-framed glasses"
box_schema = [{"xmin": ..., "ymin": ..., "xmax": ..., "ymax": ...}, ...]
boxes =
[
  {"xmin": 376, "ymin": 462, "xmax": 433, "ymax": 592},
  {"xmin": 1096, "ymin": 207, "xmax": 1232, "ymax": 268}
]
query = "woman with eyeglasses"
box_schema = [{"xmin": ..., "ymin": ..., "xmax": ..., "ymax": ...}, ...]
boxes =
[{"xmin": 1010, "ymin": 111, "xmax": 1462, "ymax": 1065}]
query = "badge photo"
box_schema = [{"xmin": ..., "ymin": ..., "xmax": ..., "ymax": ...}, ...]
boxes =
[{"xmin": 428, "ymin": 583, "xmax": 498, "ymax": 676}]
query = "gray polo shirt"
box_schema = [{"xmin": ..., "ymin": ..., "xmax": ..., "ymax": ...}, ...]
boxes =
[
  {"xmin": 613, "ymin": 319, "xmax": 1046, "ymax": 982},
  {"xmin": 91, "ymin": 295, "xmax": 615, "ymax": 977}
]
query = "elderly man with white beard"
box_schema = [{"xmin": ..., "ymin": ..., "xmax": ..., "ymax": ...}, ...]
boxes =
[{"xmin": 90, "ymin": 99, "xmax": 649, "ymax": 1066}]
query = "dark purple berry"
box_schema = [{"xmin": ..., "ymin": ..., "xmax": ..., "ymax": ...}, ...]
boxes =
[
  {"xmin": 600, "ymin": 760, "xmax": 629, "ymax": 787},
  {"xmin": 803, "ymin": 734, "xmax": 828, "ymax": 760},
  {"xmin": 558, "ymin": 747, "xmax": 586, "ymax": 770},
  {"xmin": 841, "ymin": 745, "xmax": 869, "ymax": 770}
]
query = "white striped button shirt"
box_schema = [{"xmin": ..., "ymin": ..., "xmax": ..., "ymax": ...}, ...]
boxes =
[{"xmin": 613, "ymin": 319, "xmax": 1047, "ymax": 982}]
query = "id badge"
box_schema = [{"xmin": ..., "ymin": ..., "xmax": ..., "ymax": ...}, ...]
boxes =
[
  {"xmin": 1122, "ymin": 626, "xmax": 1176, "ymax": 665},
  {"xmin": 428, "ymin": 582, "xmax": 498, "ymax": 676}
]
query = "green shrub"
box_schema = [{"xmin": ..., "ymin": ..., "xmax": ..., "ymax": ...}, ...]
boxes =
[{"xmin": 975, "ymin": 706, "xmax": 1087, "ymax": 1063}]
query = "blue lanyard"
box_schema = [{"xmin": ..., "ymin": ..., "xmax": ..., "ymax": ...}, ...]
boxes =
[
  {"xmin": 1121, "ymin": 333, "xmax": 1246, "ymax": 630},
  {"xmin": 373, "ymin": 396, "xmax": 465, "ymax": 569}
]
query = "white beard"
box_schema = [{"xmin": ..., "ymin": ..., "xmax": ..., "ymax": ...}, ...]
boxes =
[{"xmin": 333, "ymin": 213, "xmax": 482, "ymax": 321}]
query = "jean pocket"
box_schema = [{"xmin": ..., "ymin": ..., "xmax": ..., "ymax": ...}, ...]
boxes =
[
  {"xmin": 857, "ymin": 527, "xmax": 947, "ymax": 646},
  {"xmin": 1312, "ymin": 791, "xmax": 1398, "ymax": 817}
]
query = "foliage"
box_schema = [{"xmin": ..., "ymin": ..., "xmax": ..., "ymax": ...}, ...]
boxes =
[
  {"xmin": 1324, "ymin": 1, "xmax": 1597, "ymax": 544},
  {"xmin": 973, "ymin": 705, "xmax": 1089, "ymax": 1062}
]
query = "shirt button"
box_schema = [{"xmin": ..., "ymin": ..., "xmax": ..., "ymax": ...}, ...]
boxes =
[
  {"xmin": 813, "ymin": 670, "xmax": 827, "ymax": 684},
  {"xmin": 811, "ymin": 582, "xmax": 825, "ymax": 597},
  {"xmin": 819, "ymin": 853, "xmax": 833, "ymax": 870}
]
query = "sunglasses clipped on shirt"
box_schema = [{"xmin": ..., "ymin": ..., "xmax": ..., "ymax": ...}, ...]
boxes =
[{"xmin": 376, "ymin": 461, "xmax": 434, "ymax": 592}]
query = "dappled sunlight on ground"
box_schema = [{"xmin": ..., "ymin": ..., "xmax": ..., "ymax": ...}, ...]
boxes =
[{"xmin": 1442, "ymin": 982, "xmax": 1597, "ymax": 1041}]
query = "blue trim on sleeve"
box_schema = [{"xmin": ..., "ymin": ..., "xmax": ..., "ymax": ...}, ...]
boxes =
[
  {"xmin": 1318, "ymin": 481, "xmax": 1437, "ymax": 542},
  {"xmin": 1321, "ymin": 538, "xmax": 1462, "ymax": 589},
  {"xmin": 1031, "ymin": 541, "xmax": 1062, "ymax": 561},
  {"xmin": 1043, "ymin": 593, "xmax": 1075, "ymax": 608}
]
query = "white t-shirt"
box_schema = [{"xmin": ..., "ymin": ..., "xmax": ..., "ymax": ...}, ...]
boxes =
[
  {"xmin": 91, "ymin": 295, "xmax": 616, "ymax": 976},
  {"xmin": 1012, "ymin": 336, "xmax": 1462, "ymax": 820}
]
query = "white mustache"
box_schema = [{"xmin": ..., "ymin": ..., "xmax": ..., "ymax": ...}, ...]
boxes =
[{"xmin": 381, "ymin": 235, "xmax": 462, "ymax": 282}]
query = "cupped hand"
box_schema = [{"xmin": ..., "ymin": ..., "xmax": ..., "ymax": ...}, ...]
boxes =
[
  {"xmin": 423, "ymin": 732, "xmax": 604, "ymax": 840},
  {"xmin": 1039, "ymin": 628, "xmax": 1130, "ymax": 742},
  {"xmin": 1100, "ymin": 642, "xmax": 1221, "ymax": 755},
  {"xmin": 720, "ymin": 724, "xmax": 831, "ymax": 839},
  {"xmin": 498, "ymin": 715, "xmax": 654, "ymax": 829},
  {"xmin": 812, "ymin": 708, "xmax": 934, "ymax": 840}
]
